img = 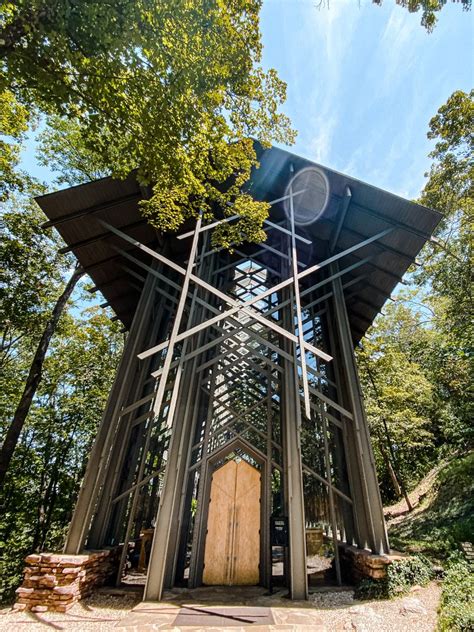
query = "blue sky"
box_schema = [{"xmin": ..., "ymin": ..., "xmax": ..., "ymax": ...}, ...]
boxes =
[
  {"xmin": 21, "ymin": 1, "xmax": 473, "ymax": 201},
  {"xmin": 260, "ymin": 0, "xmax": 473, "ymax": 199}
]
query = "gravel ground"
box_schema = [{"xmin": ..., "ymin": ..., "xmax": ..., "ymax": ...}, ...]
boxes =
[
  {"xmin": 0, "ymin": 582, "xmax": 441, "ymax": 631},
  {"xmin": 0, "ymin": 592, "xmax": 142, "ymax": 631},
  {"xmin": 309, "ymin": 581, "xmax": 442, "ymax": 631}
]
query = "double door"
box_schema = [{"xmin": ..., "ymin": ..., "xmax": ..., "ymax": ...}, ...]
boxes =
[{"xmin": 203, "ymin": 458, "xmax": 260, "ymax": 585}]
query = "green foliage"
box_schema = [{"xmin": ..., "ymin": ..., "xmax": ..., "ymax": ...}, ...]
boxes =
[
  {"xmin": 36, "ymin": 115, "xmax": 110, "ymax": 186},
  {"xmin": 0, "ymin": 0, "xmax": 295, "ymax": 246},
  {"xmin": 0, "ymin": 307, "xmax": 123, "ymax": 603},
  {"xmin": 371, "ymin": 0, "xmax": 471, "ymax": 31},
  {"xmin": 0, "ymin": 108, "xmax": 123, "ymax": 603},
  {"xmin": 424, "ymin": 89, "xmax": 473, "ymax": 213},
  {"xmin": 385, "ymin": 554, "xmax": 435, "ymax": 593},
  {"xmin": 417, "ymin": 89, "xmax": 473, "ymax": 448},
  {"xmin": 358, "ymin": 299, "xmax": 439, "ymax": 503},
  {"xmin": 359, "ymin": 89, "xmax": 473, "ymax": 505},
  {"xmin": 389, "ymin": 453, "xmax": 474, "ymax": 559},
  {"xmin": 438, "ymin": 553, "xmax": 474, "ymax": 632},
  {"xmin": 0, "ymin": 191, "xmax": 70, "ymax": 375},
  {"xmin": 355, "ymin": 554, "xmax": 434, "ymax": 600},
  {"xmin": 0, "ymin": 89, "xmax": 31, "ymax": 198}
]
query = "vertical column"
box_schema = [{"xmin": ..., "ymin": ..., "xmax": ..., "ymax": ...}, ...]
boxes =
[
  {"xmin": 162, "ymin": 249, "xmax": 219, "ymax": 589},
  {"xmin": 330, "ymin": 262, "xmax": 389, "ymax": 554},
  {"xmin": 161, "ymin": 351, "xmax": 202, "ymax": 589},
  {"xmin": 144, "ymin": 218, "xmax": 203, "ymax": 601},
  {"xmin": 187, "ymin": 359, "xmax": 220, "ymax": 589},
  {"xmin": 280, "ymin": 286, "xmax": 308, "ymax": 600},
  {"xmin": 321, "ymin": 310, "xmax": 359, "ymax": 548},
  {"xmin": 263, "ymin": 358, "xmax": 273, "ymax": 588},
  {"xmin": 64, "ymin": 269, "xmax": 158, "ymax": 554}
]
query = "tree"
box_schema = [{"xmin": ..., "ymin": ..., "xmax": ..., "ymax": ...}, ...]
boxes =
[
  {"xmin": 0, "ymin": 105, "xmax": 116, "ymax": 484},
  {"xmin": 0, "ymin": 307, "xmax": 123, "ymax": 602},
  {"xmin": 0, "ymin": 192, "xmax": 66, "ymax": 372},
  {"xmin": 0, "ymin": 262, "xmax": 84, "ymax": 487},
  {"xmin": 371, "ymin": 0, "xmax": 471, "ymax": 31},
  {"xmin": 0, "ymin": 89, "xmax": 31, "ymax": 199},
  {"xmin": 416, "ymin": 89, "xmax": 473, "ymax": 446},
  {"xmin": 358, "ymin": 90, "xmax": 473, "ymax": 504},
  {"xmin": 358, "ymin": 300, "xmax": 438, "ymax": 504},
  {"xmin": 0, "ymin": 0, "xmax": 295, "ymax": 248},
  {"xmin": 0, "ymin": 190, "xmax": 88, "ymax": 486},
  {"xmin": 36, "ymin": 115, "xmax": 110, "ymax": 186},
  {"xmin": 0, "ymin": 110, "xmax": 124, "ymax": 595}
]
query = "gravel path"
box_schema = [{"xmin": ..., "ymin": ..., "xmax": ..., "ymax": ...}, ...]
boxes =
[
  {"xmin": 0, "ymin": 593, "xmax": 142, "ymax": 631},
  {"xmin": 308, "ymin": 581, "xmax": 441, "ymax": 631},
  {"xmin": 0, "ymin": 582, "xmax": 441, "ymax": 630}
]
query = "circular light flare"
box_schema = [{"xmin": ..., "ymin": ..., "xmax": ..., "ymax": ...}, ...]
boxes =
[{"xmin": 284, "ymin": 166, "xmax": 330, "ymax": 226}]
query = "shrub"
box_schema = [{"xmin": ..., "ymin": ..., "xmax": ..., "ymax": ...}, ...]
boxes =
[
  {"xmin": 355, "ymin": 554, "xmax": 434, "ymax": 600},
  {"xmin": 438, "ymin": 553, "xmax": 474, "ymax": 631}
]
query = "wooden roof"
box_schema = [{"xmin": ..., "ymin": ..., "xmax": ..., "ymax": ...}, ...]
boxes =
[{"xmin": 35, "ymin": 145, "xmax": 442, "ymax": 342}]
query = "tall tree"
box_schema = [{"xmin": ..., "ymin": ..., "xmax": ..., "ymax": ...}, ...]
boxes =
[
  {"xmin": 0, "ymin": 193, "xmax": 65, "ymax": 372},
  {"xmin": 417, "ymin": 89, "xmax": 473, "ymax": 446},
  {"xmin": 359, "ymin": 90, "xmax": 473, "ymax": 502},
  {"xmin": 358, "ymin": 300, "xmax": 438, "ymax": 504},
  {"xmin": 0, "ymin": 110, "xmax": 113, "ymax": 484},
  {"xmin": 0, "ymin": 0, "xmax": 295, "ymax": 247},
  {"xmin": 0, "ymin": 307, "xmax": 123, "ymax": 602},
  {"xmin": 0, "ymin": 263, "xmax": 84, "ymax": 486}
]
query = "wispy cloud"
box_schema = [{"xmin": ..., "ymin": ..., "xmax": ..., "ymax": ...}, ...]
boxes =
[
  {"xmin": 261, "ymin": 0, "xmax": 472, "ymax": 198},
  {"xmin": 377, "ymin": 8, "xmax": 419, "ymax": 95},
  {"xmin": 293, "ymin": 0, "xmax": 362, "ymax": 165}
]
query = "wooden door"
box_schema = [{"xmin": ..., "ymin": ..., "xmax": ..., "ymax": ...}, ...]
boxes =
[{"xmin": 203, "ymin": 459, "xmax": 260, "ymax": 585}]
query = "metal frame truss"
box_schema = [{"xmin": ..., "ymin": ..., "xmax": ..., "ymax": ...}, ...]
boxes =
[{"xmin": 64, "ymin": 184, "xmax": 390, "ymax": 601}]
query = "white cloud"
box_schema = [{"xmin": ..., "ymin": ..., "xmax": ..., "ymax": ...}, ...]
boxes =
[{"xmin": 293, "ymin": 0, "xmax": 362, "ymax": 164}]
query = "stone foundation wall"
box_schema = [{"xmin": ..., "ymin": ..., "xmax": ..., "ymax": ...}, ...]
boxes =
[
  {"xmin": 14, "ymin": 549, "xmax": 119, "ymax": 612},
  {"xmin": 339, "ymin": 544, "xmax": 405, "ymax": 583}
]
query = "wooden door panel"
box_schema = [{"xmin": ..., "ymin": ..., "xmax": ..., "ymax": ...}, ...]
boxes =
[
  {"xmin": 203, "ymin": 458, "xmax": 261, "ymax": 586},
  {"xmin": 203, "ymin": 460, "xmax": 236, "ymax": 585},
  {"xmin": 232, "ymin": 460, "xmax": 260, "ymax": 584}
]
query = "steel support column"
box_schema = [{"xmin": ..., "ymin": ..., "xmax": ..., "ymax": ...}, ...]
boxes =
[
  {"xmin": 330, "ymin": 262, "xmax": 389, "ymax": 554},
  {"xmin": 63, "ymin": 269, "xmax": 158, "ymax": 553},
  {"xmin": 144, "ymin": 218, "xmax": 203, "ymax": 601},
  {"xmin": 281, "ymin": 286, "xmax": 308, "ymax": 600}
]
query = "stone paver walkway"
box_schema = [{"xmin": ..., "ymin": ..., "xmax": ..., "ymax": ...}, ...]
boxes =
[
  {"xmin": 115, "ymin": 583, "xmax": 440, "ymax": 631},
  {"xmin": 0, "ymin": 582, "xmax": 441, "ymax": 630},
  {"xmin": 116, "ymin": 587, "xmax": 328, "ymax": 630}
]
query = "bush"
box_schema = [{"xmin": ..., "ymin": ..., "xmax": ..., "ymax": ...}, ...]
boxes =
[
  {"xmin": 438, "ymin": 553, "xmax": 474, "ymax": 631},
  {"xmin": 355, "ymin": 554, "xmax": 434, "ymax": 600}
]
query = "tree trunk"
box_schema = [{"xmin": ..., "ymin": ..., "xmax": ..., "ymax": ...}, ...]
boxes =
[
  {"xmin": 362, "ymin": 355, "xmax": 413, "ymax": 512},
  {"xmin": 0, "ymin": 263, "xmax": 84, "ymax": 488},
  {"xmin": 377, "ymin": 434, "xmax": 402, "ymax": 497}
]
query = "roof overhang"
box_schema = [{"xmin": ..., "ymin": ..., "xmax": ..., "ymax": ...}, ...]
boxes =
[{"xmin": 35, "ymin": 145, "xmax": 442, "ymax": 342}]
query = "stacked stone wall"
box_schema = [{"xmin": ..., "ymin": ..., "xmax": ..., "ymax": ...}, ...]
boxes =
[
  {"xmin": 14, "ymin": 549, "xmax": 119, "ymax": 612},
  {"xmin": 338, "ymin": 544, "xmax": 406, "ymax": 583}
]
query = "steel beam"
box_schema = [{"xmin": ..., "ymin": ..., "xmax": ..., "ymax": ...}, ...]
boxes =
[
  {"xmin": 63, "ymin": 266, "xmax": 158, "ymax": 553},
  {"xmin": 330, "ymin": 262, "xmax": 389, "ymax": 554}
]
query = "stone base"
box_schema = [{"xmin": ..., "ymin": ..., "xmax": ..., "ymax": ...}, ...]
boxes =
[
  {"xmin": 14, "ymin": 549, "xmax": 120, "ymax": 612},
  {"xmin": 338, "ymin": 543, "xmax": 406, "ymax": 583}
]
